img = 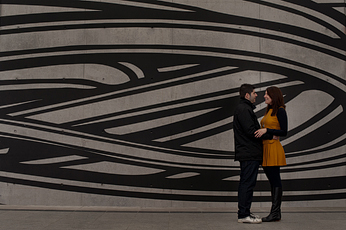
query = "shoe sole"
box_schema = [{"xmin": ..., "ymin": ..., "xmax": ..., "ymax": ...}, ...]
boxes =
[{"xmin": 238, "ymin": 220, "xmax": 262, "ymax": 224}]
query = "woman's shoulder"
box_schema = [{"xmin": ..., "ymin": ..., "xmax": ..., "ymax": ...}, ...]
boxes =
[{"xmin": 277, "ymin": 107, "xmax": 287, "ymax": 116}]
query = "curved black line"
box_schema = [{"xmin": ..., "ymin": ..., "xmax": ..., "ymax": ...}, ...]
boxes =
[
  {"xmin": 1, "ymin": 48, "xmax": 345, "ymax": 155},
  {"xmin": 1, "ymin": 22, "xmax": 345, "ymax": 59},
  {"xmin": 245, "ymin": 0, "xmax": 345, "ymax": 38},
  {"xmin": 0, "ymin": 126, "xmax": 234, "ymax": 165},
  {"xmin": 284, "ymin": 0, "xmax": 346, "ymax": 25},
  {"xmin": 1, "ymin": 0, "xmax": 345, "ymax": 52},
  {"xmin": 1, "ymin": 175, "xmax": 346, "ymax": 202},
  {"xmin": 282, "ymin": 161, "xmax": 346, "ymax": 174},
  {"xmin": 1, "ymin": 45, "xmax": 344, "ymax": 85}
]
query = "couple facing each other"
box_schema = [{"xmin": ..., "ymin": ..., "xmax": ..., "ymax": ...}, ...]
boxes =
[{"xmin": 233, "ymin": 84, "xmax": 288, "ymax": 224}]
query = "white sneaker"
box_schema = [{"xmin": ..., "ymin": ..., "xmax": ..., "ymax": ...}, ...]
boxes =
[
  {"xmin": 238, "ymin": 215, "xmax": 262, "ymax": 224},
  {"xmin": 250, "ymin": 213, "xmax": 260, "ymax": 219}
]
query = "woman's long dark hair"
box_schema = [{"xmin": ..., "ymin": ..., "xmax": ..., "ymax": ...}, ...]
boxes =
[{"xmin": 266, "ymin": 86, "xmax": 286, "ymax": 116}]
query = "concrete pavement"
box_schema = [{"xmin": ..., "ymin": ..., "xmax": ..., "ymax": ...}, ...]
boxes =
[{"xmin": 0, "ymin": 206, "xmax": 345, "ymax": 230}]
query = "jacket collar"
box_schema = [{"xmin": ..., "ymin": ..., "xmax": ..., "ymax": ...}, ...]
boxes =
[{"xmin": 240, "ymin": 97, "xmax": 256, "ymax": 110}]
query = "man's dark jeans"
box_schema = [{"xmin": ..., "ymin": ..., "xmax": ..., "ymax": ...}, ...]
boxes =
[{"xmin": 238, "ymin": 160, "xmax": 260, "ymax": 218}]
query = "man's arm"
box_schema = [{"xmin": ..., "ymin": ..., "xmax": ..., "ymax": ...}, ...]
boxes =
[{"xmin": 237, "ymin": 108, "xmax": 259, "ymax": 138}]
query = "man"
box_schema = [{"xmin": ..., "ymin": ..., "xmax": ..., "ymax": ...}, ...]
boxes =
[{"xmin": 233, "ymin": 84, "xmax": 272, "ymax": 224}]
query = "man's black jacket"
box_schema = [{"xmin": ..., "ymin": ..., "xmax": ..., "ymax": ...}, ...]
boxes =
[{"xmin": 233, "ymin": 98, "xmax": 271, "ymax": 161}]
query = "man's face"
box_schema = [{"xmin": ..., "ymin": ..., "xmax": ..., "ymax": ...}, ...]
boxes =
[{"xmin": 246, "ymin": 89, "xmax": 257, "ymax": 104}]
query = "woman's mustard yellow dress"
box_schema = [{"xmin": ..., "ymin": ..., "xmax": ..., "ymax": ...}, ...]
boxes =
[{"xmin": 261, "ymin": 109, "xmax": 287, "ymax": 167}]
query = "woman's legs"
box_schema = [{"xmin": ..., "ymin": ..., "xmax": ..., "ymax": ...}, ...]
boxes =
[
  {"xmin": 263, "ymin": 166, "xmax": 281, "ymax": 187},
  {"xmin": 262, "ymin": 166, "xmax": 282, "ymax": 222}
]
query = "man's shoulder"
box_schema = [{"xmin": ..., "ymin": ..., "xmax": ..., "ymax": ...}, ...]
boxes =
[{"xmin": 235, "ymin": 100, "xmax": 252, "ymax": 111}]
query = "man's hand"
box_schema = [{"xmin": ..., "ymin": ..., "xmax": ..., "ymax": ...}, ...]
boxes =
[{"xmin": 273, "ymin": 135, "xmax": 279, "ymax": 140}]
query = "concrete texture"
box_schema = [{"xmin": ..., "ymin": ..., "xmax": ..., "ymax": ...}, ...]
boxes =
[{"xmin": 0, "ymin": 0, "xmax": 345, "ymax": 208}]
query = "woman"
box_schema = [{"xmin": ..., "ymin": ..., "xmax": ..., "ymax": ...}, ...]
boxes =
[{"xmin": 255, "ymin": 86, "xmax": 288, "ymax": 222}]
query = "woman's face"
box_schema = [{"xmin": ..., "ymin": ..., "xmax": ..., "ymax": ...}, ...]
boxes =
[{"xmin": 264, "ymin": 91, "xmax": 272, "ymax": 105}]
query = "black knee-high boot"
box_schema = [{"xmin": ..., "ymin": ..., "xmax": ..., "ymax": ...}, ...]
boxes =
[{"xmin": 262, "ymin": 187, "xmax": 282, "ymax": 222}]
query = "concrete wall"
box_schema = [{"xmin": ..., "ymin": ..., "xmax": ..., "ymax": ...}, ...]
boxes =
[{"xmin": 0, "ymin": 0, "xmax": 345, "ymax": 208}]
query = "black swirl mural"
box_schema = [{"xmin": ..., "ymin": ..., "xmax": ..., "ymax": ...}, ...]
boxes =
[{"xmin": 0, "ymin": 0, "xmax": 345, "ymax": 205}]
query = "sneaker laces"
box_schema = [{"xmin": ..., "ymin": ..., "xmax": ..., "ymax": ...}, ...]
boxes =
[{"xmin": 250, "ymin": 213, "xmax": 260, "ymax": 219}]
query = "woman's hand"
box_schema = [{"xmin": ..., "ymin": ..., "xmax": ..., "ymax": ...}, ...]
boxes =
[{"xmin": 255, "ymin": 128, "xmax": 267, "ymax": 138}]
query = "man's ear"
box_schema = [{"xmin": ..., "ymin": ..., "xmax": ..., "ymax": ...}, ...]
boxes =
[{"xmin": 245, "ymin": 93, "xmax": 250, "ymax": 100}]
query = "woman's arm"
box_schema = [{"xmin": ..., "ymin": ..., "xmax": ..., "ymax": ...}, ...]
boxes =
[
  {"xmin": 254, "ymin": 108, "xmax": 287, "ymax": 138},
  {"xmin": 267, "ymin": 108, "xmax": 288, "ymax": 137}
]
